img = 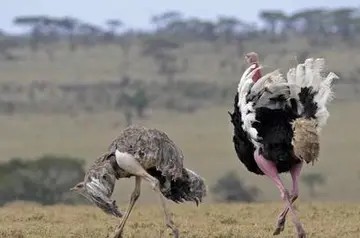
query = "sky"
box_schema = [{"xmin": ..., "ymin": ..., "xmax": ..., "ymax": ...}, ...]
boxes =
[{"xmin": 1, "ymin": 0, "xmax": 359, "ymax": 33}]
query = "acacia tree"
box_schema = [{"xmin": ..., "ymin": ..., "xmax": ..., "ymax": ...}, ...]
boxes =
[
  {"xmin": 56, "ymin": 17, "xmax": 79, "ymax": 52},
  {"xmin": 13, "ymin": 15, "xmax": 48, "ymax": 52},
  {"xmin": 78, "ymin": 23, "xmax": 103, "ymax": 47},
  {"xmin": 105, "ymin": 19, "xmax": 123, "ymax": 42},
  {"xmin": 151, "ymin": 11, "xmax": 183, "ymax": 32},
  {"xmin": 259, "ymin": 10, "xmax": 286, "ymax": 40}
]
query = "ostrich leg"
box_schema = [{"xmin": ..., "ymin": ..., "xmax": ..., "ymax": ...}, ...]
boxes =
[
  {"xmin": 113, "ymin": 150, "xmax": 179, "ymax": 238},
  {"xmin": 254, "ymin": 151, "xmax": 306, "ymax": 238},
  {"xmin": 274, "ymin": 162, "xmax": 303, "ymax": 235},
  {"xmin": 140, "ymin": 172, "xmax": 179, "ymax": 238},
  {"xmin": 111, "ymin": 176, "xmax": 141, "ymax": 238}
]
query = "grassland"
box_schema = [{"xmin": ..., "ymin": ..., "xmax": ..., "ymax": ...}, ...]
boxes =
[
  {"xmin": 0, "ymin": 202, "xmax": 359, "ymax": 238},
  {"xmin": 1, "ymin": 38, "xmax": 359, "ymax": 237},
  {"xmin": 0, "ymin": 101, "xmax": 359, "ymax": 203},
  {"xmin": 1, "ymin": 39, "xmax": 360, "ymax": 85}
]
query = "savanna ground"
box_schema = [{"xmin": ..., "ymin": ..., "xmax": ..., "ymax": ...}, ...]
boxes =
[{"xmin": 0, "ymin": 202, "xmax": 359, "ymax": 238}]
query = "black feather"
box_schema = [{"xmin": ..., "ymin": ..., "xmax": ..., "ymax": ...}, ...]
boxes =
[
  {"xmin": 229, "ymin": 93, "xmax": 262, "ymax": 175},
  {"xmin": 229, "ymin": 93, "xmax": 300, "ymax": 175},
  {"xmin": 298, "ymin": 87, "xmax": 318, "ymax": 118},
  {"xmin": 147, "ymin": 167, "xmax": 204, "ymax": 204}
]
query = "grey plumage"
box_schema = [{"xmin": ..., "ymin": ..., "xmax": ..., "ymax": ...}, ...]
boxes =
[
  {"xmin": 108, "ymin": 125, "xmax": 184, "ymax": 180},
  {"xmin": 70, "ymin": 153, "xmax": 122, "ymax": 217},
  {"xmin": 107, "ymin": 125, "xmax": 206, "ymax": 204},
  {"xmin": 71, "ymin": 125, "xmax": 206, "ymax": 238}
]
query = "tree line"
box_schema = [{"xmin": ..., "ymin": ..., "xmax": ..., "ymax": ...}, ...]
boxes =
[{"xmin": 1, "ymin": 7, "xmax": 360, "ymax": 54}]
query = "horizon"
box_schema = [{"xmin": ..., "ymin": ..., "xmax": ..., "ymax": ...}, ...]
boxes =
[{"xmin": 1, "ymin": 0, "xmax": 359, "ymax": 33}]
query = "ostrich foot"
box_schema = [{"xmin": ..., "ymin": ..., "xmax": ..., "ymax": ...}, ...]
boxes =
[
  {"xmin": 273, "ymin": 218, "xmax": 285, "ymax": 235},
  {"xmin": 273, "ymin": 194, "xmax": 298, "ymax": 235},
  {"xmin": 295, "ymin": 224, "xmax": 306, "ymax": 238}
]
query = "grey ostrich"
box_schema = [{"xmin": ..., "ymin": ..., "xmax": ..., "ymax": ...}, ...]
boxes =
[{"xmin": 71, "ymin": 125, "xmax": 207, "ymax": 238}]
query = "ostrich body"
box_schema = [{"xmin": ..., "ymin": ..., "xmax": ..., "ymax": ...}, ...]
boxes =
[
  {"xmin": 229, "ymin": 52, "xmax": 337, "ymax": 237},
  {"xmin": 71, "ymin": 125, "xmax": 207, "ymax": 238}
]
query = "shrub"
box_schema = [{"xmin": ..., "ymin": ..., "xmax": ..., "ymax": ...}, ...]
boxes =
[
  {"xmin": 0, "ymin": 155, "xmax": 86, "ymax": 205},
  {"xmin": 211, "ymin": 171, "xmax": 260, "ymax": 202}
]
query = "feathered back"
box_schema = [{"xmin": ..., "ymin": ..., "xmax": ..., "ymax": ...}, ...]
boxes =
[
  {"xmin": 287, "ymin": 58, "xmax": 338, "ymax": 130},
  {"xmin": 108, "ymin": 125, "xmax": 184, "ymax": 180},
  {"xmin": 236, "ymin": 56, "xmax": 337, "ymax": 163}
]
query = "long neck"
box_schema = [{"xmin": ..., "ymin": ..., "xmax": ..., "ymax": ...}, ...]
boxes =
[{"xmin": 250, "ymin": 62, "xmax": 262, "ymax": 82}]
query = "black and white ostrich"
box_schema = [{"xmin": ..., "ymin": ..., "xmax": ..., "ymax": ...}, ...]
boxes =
[
  {"xmin": 229, "ymin": 52, "xmax": 338, "ymax": 238},
  {"xmin": 71, "ymin": 125, "xmax": 207, "ymax": 238}
]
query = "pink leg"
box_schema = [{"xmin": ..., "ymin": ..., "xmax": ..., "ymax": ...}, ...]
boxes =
[
  {"xmin": 273, "ymin": 162, "xmax": 303, "ymax": 235},
  {"xmin": 254, "ymin": 151, "xmax": 306, "ymax": 238}
]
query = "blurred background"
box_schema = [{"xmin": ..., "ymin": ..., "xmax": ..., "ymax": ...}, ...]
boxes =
[{"xmin": 0, "ymin": 0, "xmax": 359, "ymax": 207}]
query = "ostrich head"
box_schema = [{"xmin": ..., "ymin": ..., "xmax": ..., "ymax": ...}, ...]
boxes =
[
  {"xmin": 244, "ymin": 52, "xmax": 259, "ymax": 65},
  {"xmin": 70, "ymin": 152, "xmax": 123, "ymax": 217}
]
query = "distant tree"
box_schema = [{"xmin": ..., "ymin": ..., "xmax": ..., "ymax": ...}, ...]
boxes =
[
  {"xmin": 56, "ymin": 17, "xmax": 79, "ymax": 51},
  {"xmin": 181, "ymin": 18, "xmax": 217, "ymax": 41},
  {"xmin": 118, "ymin": 32, "xmax": 135, "ymax": 75},
  {"xmin": 142, "ymin": 36, "xmax": 182, "ymax": 84},
  {"xmin": 331, "ymin": 8, "xmax": 356, "ymax": 40},
  {"xmin": 211, "ymin": 171, "xmax": 260, "ymax": 202},
  {"xmin": 215, "ymin": 16, "xmax": 242, "ymax": 43},
  {"xmin": 301, "ymin": 173, "xmax": 326, "ymax": 198},
  {"xmin": 0, "ymin": 32, "xmax": 18, "ymax": 61},
  {"xmin": 132, "ymin": 87, "xmax": 149, "ymax": 118},
  {"xmin": 78, "ymin": 23, "xmax": 103, "ymax": 47},
  {"xmin": 290, "ymin": 9, "xmax": 330, "ymax": 45},
  {"xmin": 105, "ymin": 19, "xmax": 123, "ymax": 42},
  {"xmin": 259, "ymin": 10, "xmax": 286, "ymax": 40},
  {"xmin": 0, "ymin": 155, "xmax": 86, "ymax": 205},
  {"xmin": 13, "ymin": 15, "xmax": 48, "ymax": 52},
  {"xmin": 151, "ymin": 11, "xmax": 183, "ymax": 31},
  {"xmin": 116, "ymin": 86, "xmax": 149, "ymax": 119}
]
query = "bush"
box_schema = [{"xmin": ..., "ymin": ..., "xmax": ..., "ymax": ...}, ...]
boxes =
[
  {"xmin": 301, "ymin": 172, "xmax": 326, "ymax": 198},
  {"xmin": 0, "ymin": 155, "xmax": 86, "ymax": 206},
  {"xmin": 211, "ymin": 171, "xmax": 260, "ymax": 202}
]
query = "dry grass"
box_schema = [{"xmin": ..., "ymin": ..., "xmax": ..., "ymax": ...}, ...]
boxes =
[
  {"xmin": 1, "ymin": 38, "xmax": 359, "ymax": 238},
  {"xmin": 2, "ymin": 39, "xmax": 360, "ymax": 84},
  {"xmin": 0, "ymin": 202, "xmax": 359, "ymax": 238}
]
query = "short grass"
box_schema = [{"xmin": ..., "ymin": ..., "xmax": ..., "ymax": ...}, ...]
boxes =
[{"xmin": 0, "ymin": 202, "xmax": 359, "ymax": 238}]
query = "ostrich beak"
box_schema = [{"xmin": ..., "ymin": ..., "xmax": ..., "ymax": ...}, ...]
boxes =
[{"xmin": 70, "ymin": 182, "xmax": 84, "ymax": 192}]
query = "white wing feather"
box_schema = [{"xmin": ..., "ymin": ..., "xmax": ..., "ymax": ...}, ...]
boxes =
[{"xmin": 236, "ymin": 57, "xmax": 337, "ymax": 148}]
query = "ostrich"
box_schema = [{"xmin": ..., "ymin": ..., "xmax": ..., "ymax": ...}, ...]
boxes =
[
  {"xmin": 229, "ymin": 52, "xmax": 337, "ymax": 238},
  {"xmin": 71, "ymin": 125, "xmax": 207, "ymax": 238}
]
